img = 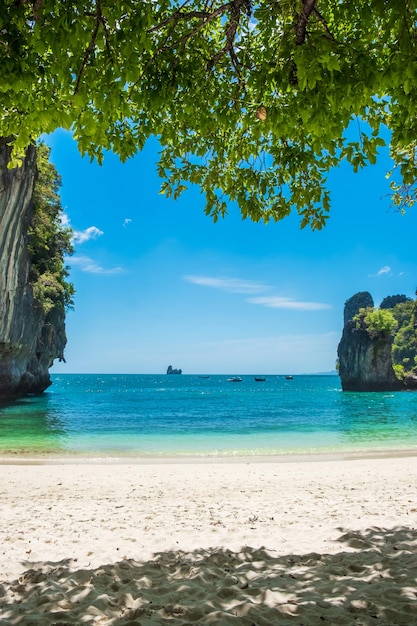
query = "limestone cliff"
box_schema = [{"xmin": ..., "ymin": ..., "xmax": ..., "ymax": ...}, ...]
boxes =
[
  {"xmin": 0, "ymin": 139, "xmax": 67, "ymax": 401},
  {"xmin": 337, "ymin": 292, "xmax": 415, "ymax": 392}
]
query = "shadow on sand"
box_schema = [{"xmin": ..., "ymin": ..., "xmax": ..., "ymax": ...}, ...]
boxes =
[{"xmin": 1, "ymin": 526, "xmax": 417, "ymax": 625}]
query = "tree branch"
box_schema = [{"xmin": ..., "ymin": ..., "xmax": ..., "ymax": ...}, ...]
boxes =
[
  {"xmin": 207, "ymin": 0, "xmax": 247, "ymax": 70},
  {"xmin": 290, "ymin": 0, "xmax": 335, "ymax": 85},
  {"xmin": 128, "ymin": 0, "xmax": 250, "ymax": 99},
  {"xmin": 148, "ymin": 2, "xmax": 235, "ymax": 34},
  {"xmin": 74, "ymin": 1, "xmax": 103, "ymax": 96},
  {"xmin": 313, "ymin": 7, "xmax": 335, "ymax": 41},
  {"xmin": 295, "ymin": 0, "xmax": 317, "ymax": 45},
  {"xmin": 99, "ymin": 14, "xmax": 112, "ymax": 57}
]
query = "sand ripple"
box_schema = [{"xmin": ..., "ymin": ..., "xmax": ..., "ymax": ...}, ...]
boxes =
[
  {"xmin": 1, "ymin": 527, "xmax": 417, "ymax": 625},
  {"xmin": 1, "ymin": 457, "xmax": 417, "ymax": 624}
]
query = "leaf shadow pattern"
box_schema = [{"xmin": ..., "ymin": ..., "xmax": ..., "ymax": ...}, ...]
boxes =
[{"xmin": 1, "ymin": 526, "xmax": 417, "ymax": 625}]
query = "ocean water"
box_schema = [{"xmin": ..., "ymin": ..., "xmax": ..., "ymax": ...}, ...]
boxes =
[{"xmin": 0, "ymin": 374, "xmax": 417, "ymax": 459}]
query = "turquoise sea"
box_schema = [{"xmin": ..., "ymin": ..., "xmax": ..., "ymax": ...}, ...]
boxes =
[{"xmin": 0, "ymin": 374, "xmax": 417, "ymax": 459}]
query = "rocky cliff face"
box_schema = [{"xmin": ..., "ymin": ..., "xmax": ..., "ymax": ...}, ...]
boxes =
[
  {"xmin": 0, "ymin": 139, "xmax": 67, "ymax": 401},
  {"xmin": 338, "ymin": 292, "xmax": 405, "ymax": 392}
]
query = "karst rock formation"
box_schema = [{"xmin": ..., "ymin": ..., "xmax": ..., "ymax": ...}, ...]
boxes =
[{"xmin": 0, "ymin": 139, "xmax": 66, "ymax": 401}]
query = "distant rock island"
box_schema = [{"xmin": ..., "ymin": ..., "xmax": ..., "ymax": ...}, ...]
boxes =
[
  {"xmin": 167, "ymin": 365, "xmax": 182, "ymax": 375},
  {"xmin": 337, "ymin": 291, "xmax": 417, "ymax": 392}
]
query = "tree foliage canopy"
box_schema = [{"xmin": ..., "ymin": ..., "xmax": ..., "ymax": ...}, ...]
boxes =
[{"xmin": 1, "ymin": 0, "xmax": 417, "ymax": 227}]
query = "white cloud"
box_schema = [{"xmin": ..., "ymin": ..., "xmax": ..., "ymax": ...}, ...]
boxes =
[
  {"xmin": 68, "ymin": 255, "xmax": 123, "ymax": 275},
  {"xmin": 60, "ymin": 212, "xmax": 104, "ymax": 245},
  {"xmin": 377, "ymin": 265, "xmax": 391, "ymax": 276},
  {"xmin": 72, "ymin": 226, "xmax": 104, "ymax": 244},
  {"xmin": 368, "ymin": 265, "xmax": 393, "ymax": 278},
  {"xmin": 184, "ymin": 273, "xmax": 330, "ymax": 311},
  {"xmin": 247, "ymin": 296, "xmax": 331, "ymax": 311},
  {"xmin": 60, "ymin": 212, "xmax": 71, "ymax": 228},
  {"xmin": 183, "ymin": 274, "xmax": 268, "ymax": 294}
]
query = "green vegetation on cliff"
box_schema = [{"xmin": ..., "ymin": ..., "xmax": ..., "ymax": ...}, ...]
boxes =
[
  {"xmin": 28, "ymin": 144, "xmax": 74, "ymax": 315},
  {"xmin": 391, "ymin": 300, "xmax": 417, "ymax": 377},
  {"xmin": 354, "ymin": 296, "xmax": 417, "ymax": 379},
  {"xmin": 354, "ymin": 308, "xmax": 398, "ymax": 336}
]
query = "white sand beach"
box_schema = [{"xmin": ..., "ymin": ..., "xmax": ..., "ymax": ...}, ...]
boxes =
[{"xmin": 1, "ymin": 455, "xmax": 417, "ymax": 624}]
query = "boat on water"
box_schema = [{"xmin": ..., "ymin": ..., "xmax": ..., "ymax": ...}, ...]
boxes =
[
  {"xmin": 285, "ymin": 375, "xmax": 294, "ymax": 380},
  {"xmin": 254, "ymin": 377, "xmax": 266, "ymax": 382},
  {"xmin": 227, "ymin": 377, "xmax": 242, "ymax": 382}
]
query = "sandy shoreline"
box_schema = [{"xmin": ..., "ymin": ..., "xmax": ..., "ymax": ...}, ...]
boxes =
[
  {"xmin": 2, "ymin": 455, "xmax": 417, "ymax": 624},
  {"xmin": 2, "ymin": 445, "xmax": 417, "ymax": 464}
]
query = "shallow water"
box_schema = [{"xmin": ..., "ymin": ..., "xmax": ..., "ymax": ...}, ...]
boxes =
[{"xmin": 0, "ymin": 374, "xmax": 416, "ymax": 458}]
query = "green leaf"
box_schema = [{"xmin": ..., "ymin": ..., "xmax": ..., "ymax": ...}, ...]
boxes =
[{"xmin": 1, "ymin": 0, "xmax": 416, "ymax": 227}]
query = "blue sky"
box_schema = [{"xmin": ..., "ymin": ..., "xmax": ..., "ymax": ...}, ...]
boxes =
[{"xmin": 47, "ymin": 129, "xmax": 417, "ymax": 375}]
